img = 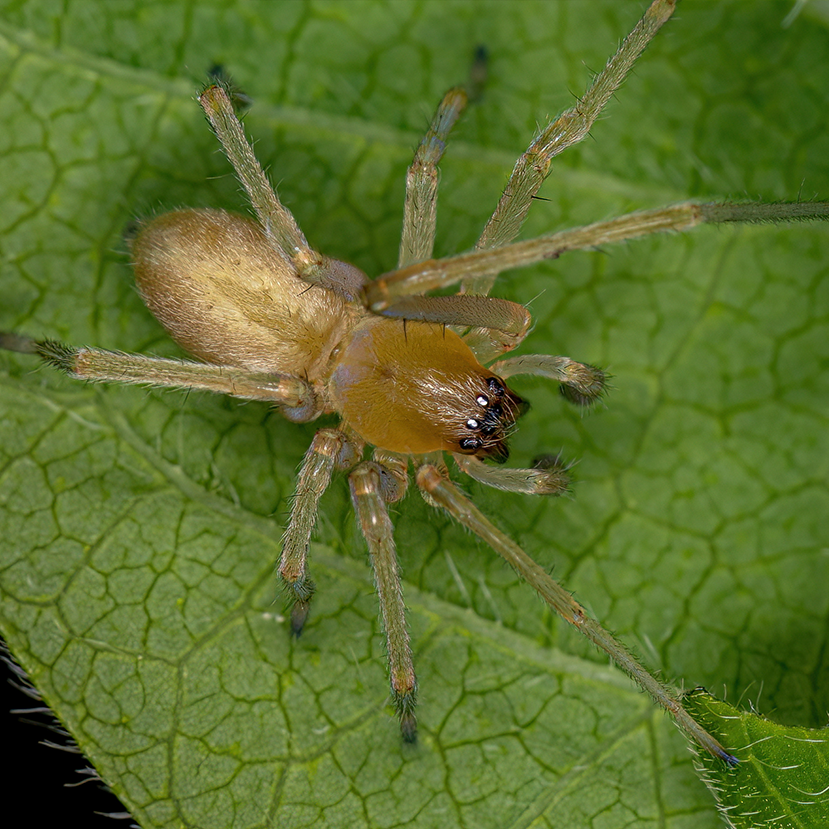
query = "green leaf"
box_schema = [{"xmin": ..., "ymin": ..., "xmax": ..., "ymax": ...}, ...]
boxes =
[
  {"xmin": 1, "ymin": 2, "xmax": 828, "ymax": 828},
  {"xmin": 685, "ymin": 690, "xmax": 829, "ymax": 828}
]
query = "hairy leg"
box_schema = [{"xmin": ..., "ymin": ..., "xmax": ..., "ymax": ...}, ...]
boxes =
[
  {"xmin": 366, "ymin": 200, "xmax": 829, "ymax": 309},
  {"xmin": 199, "ymin": 85, "xmax": 367, "ymax": 301},
  {"xmin": 375, "ymin": 294, "xmax": 531, "ymax": 356},
  {"xmin": 452, "ymin": 453, "xmax": 569, "ymax": 495},
  {"xmin": 280, "ymin": 428, "xmax": 363, "ymax": 634},
  {"xmin": 349, "ymin": 455, "xmax": 416, "ymax": 740},
  {"xmin": 0, "ymin": 333, "xmax": 320, "ymax": 420},
  {"xmin": 399, "ymin": 87, "xmax": 469, "ymax": 268},
  {"xmin": 465, "ymin": 0, "xmax": 677, "ymax": 295},
  {"xmin": 491, "ymin": 354, "xmax": 607, "ymax": 406},
  {"xmin": 416, "ymin": 463, "xmax": 739, "ymax": 765}
]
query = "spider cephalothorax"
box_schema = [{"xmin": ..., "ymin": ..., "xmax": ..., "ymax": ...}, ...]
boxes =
[
  {"xmin": 329, "ymin": 316, "xmax": 526, "ymax": 461},
  {"xmin": 4, "ymin": 0, "xmax": 827, "ymax": 764}
]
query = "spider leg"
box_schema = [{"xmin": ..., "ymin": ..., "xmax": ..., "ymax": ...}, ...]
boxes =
[
  {"xmin": 416, "ymin": 462, "xmax": 739, "ymax": 765},
  {"xmin": 375, "ymin": 294, "xmax": 531, "ymax": 355},
  {"xmin": 490, "ymin": 354, "xmax": 607, "ymax": 407},
  {"xmin": 0, "ymin": 333, "xmax": 320, "ymax": 421},
  {"xmin": 366, "ymin": 201, "xmax": 829, "ymax": 308},
  {"xmin": 466, "ymin": 0, "xmax": 677, "ymax": 296},
  {"xmin": 280, "ymin": 428, "xmax": 363, "ymax": 634},
  {"xmin": 452, "ymin": 453, "xmax": 569, "ymax": 495},
  {"xmin": 349, "ymin": 454, "xmax": 417, "ymax": 740},
  {"xmin": 399, "ymin": 87, "xmax": 468, "ymax": 268},
  {"xmin": 199, "ymin": 85, "xmax": 368, "ymax": 301}
]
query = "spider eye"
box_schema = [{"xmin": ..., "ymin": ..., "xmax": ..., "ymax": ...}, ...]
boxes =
[
  {"xmin": 487, "ymin": 378, "xmax": 504, "ymax": 397},
  {"xmin": 459, "ymin": 437, "xmax": 482, "ymax": 451},
  {"xmin": 466, "ymin": 418, "xmax": 480, "ymax": 430},
  {"xmin": 475, "ymin": 394, "xmax": 489, "ymax": 407}
]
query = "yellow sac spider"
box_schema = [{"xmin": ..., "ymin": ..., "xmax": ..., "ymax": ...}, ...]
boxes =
[{"xmin": 2, "ymin": 0, "xmax": 827, "ymax": 764}]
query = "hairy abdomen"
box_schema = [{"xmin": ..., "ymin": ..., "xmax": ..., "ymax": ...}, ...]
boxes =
[{"xmin": 132, "ymin": 209, "xmax": 352, "ymax": 381}]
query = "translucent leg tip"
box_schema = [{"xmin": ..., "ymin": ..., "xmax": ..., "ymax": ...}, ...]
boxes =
[
  {"xmin": 400, "ymin": 713, "xmax": 417, "ymax": 743},
  {"xmin": 290, "ymin": 600, "xmax": 310, "ymax": 637}
]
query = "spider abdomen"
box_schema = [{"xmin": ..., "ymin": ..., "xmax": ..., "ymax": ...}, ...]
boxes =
[{"xmin": 132, "ymin": 208, "xmax": 353, "ymax": 381}]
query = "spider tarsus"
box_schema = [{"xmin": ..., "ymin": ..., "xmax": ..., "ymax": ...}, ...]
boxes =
[
  {"xmin": 0, "ymin": 331, "xmax": 39, "ymax": 355},
  {"xmin": 701, "ymin": 199, "xmax": 829, "ymax": 225},
  {"xmin": 560, "ymin": 385, "xmax": 594, "ymax": 406},
  {"xmin": 197, "ymin": 82, "xmax": 229, "ymax": 119},
  {"xmin": 682, "ymin": 687, "xmax": 741, "ymax": 767},
  {"xmin": 525, "ymin": 454, "xmax": 570, "ymax": 495},
  {"xmin": 205, "ymin": 65, "xmax": 253, "ymax": 113},
  {"xmin": 394, "ymin": 689, "xmax": 418, "ymax": 743},
  {"xmin": 400, "ymin": 713, "xmax": 417, "ymax": 744},
  {"xmin": 560, "ymin": 363, "xmax": 608, "ymax": 406},
  {"xmin": 36, "ymin": 339, "xmax": 79, "ymax": 374},
  {"xmin": 467, "ymin": 45, "xmax": 488, "ymax": 103},
  {"xmin": 538, "ymin": 472, "xmax": 570, "ymax": 496},
  {"xmin": 282, "ymin": 575, "xmax": 315, "ymax": 635},
  {"xmin": 290, "ymin": 600, "xmax": 311, "ymax": 637},
  {"xmin": 532, "ymin": 453, "xmax": 563, "ymax": 472}
]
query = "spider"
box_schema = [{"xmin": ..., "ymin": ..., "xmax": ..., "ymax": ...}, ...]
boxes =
[{"xmin": 2, "ymin": 0, "xmax": 827, "ymax": 765}]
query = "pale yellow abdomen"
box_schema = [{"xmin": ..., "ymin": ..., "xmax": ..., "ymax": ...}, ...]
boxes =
[{"xmin": 132, "ymin": 209, "xmax": 352, "ymax": 382}]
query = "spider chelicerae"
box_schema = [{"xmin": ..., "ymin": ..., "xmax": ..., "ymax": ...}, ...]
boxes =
[{"xmin": 2, "ymin": 0, "xmax": 827, "ymax": 764}]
